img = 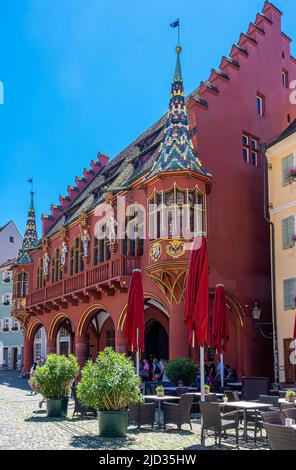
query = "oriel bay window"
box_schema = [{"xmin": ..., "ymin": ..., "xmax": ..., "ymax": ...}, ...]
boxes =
[
  {"xmin": 70, "ymin": 238, "xmax": 84, "ymax": 275},
  {"xmin": 13, "ymin": 272, "xmax": 29, "ymax": 298},
  {"xmin": 51, "ymin": 248, "xmax": 62, "ymax": 283},
  {"xmin": 148, "ymin": 186, "xmax": 206, "ymax": 239}
]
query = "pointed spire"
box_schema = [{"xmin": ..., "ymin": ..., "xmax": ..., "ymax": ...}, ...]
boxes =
[
  {"xmin": 145, "ymin": 45, "xmax": 208, "ymax": 179},
  {"xmin": 16, "ymin": 190, "xmax": 38, "ymax": 264}
]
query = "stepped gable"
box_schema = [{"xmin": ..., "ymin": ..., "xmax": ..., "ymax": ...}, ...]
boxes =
[{"xmin": 43, "ymin": 0, "xmax": 295, "ymax": 238}]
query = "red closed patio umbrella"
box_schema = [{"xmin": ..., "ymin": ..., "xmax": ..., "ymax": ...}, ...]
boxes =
[
  {"xmin": 124, "ymin": 269, "xmax": 145, "ymax": 375},
  {"xmin": 184, "ymin": 236, "xmax": 210, "ymax": 400},
  {"xmin": 212, "ymin": 284, "xmax": 229, "ymax": 388}
]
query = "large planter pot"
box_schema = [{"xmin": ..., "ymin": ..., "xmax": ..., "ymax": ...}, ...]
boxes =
[
  {"xmin": 98, "ymin": 410, "xmax": 128, "ymax": 438},
  {"xmin": 46, "ymin": 398, "xmax": 69, "ymax": 418}
]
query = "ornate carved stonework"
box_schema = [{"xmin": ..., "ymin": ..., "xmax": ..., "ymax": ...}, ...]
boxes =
[
  {"xmin": 146, "ymin": 261, "xmax": 188, "ymax": 304},
  {"xmin": 42, "ymin": 237, "xmax": 50, "ymax": 280},
  {"xmin": 79, "ymin": 211, "xmax": 90, "ymax": 263},
  {"xmin": 60, "ymin": 225, "xmax": 69, "ymax": 272},
  {"xmin": 150, "ymin": 242, "xmax": 162, "ymax": 262},
  {"xmin": 166, "ymin": 239, "xmax": 185, "ymax": 259}
]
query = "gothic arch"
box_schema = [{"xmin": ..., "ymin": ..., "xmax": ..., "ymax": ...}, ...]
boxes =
[
  {"xmin": 117, "ymin": 292, "xmax": 169, "ymax": 331},
  {"xmin": 77, "ymin": 304, "xmax": 111, "ymax": 337},
  {"xmin": 26, "ymin": 319, "xmax": 45, "ymax": 341},
  {"xmin": 48, "ymin": 312, "xmax": 74, "ymax": 341}
]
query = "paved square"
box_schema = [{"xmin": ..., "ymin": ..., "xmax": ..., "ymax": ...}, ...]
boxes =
[{"xmin": 0, "ymin": 371, "xmax": 268, "ymax": 450}]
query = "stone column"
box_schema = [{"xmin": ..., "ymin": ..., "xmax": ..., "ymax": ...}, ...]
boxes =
[
  {"xmin": 75, "ymin": 335, "xmax": 88, "ymax": 367},
  {"xmin": 46, "ymin": 338, "xmax": 56, "ymax": 356},
  {"xmin": 169, "ymin": 303, "xmax": 189, "ymax": 359},
  {"xmin": 115, "ymin": 328, "xmax": 128, "ymax": 354},
  {"xmin": 23, "ymin": 334, "xmax": 33, "ymax": 372}
]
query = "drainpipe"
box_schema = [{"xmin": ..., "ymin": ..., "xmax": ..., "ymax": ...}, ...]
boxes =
[{"xmin": 262, "ymin": 143, "xmax": 279, "ymax": 384}]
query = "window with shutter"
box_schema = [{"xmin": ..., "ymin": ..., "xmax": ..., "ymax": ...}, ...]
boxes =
[
  {"xmin": 282, "ymin": 216, "xmax": 295, "ymax": 249},
  {"xmin": 284, "ymin": 278, "xmax": 296, "ymax": 310},
  {"xmin": 282, "ymin": 154, "xmax": 294, "ymax": 186}
]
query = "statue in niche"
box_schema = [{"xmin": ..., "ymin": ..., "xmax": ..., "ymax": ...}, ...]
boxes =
[
  {"xmin": 79, "ymin": 211, "xmax": 90, "ymax": 261},
  {"xmin": 60, "ymin": 226, "xmax": 68, "ymax": 271}
]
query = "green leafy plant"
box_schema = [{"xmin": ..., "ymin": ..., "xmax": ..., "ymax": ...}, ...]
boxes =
[
  {"xmin": 77, "ymin": 348, "xmax": 143, "ymax": 411},
  {"xmin": 155, "ymin": 386, "xmax": 164, "ymax": 393},
  {"xmin": 33, "ymin": 354, "xmax": 79, "ymax": 399},
  {"xmin": 286, "ymin": 390, "xmax": 296, "ymax": 398},
  {"xmin": 164, "ymin": 357, "xmax": 197, "ymax": 386}
]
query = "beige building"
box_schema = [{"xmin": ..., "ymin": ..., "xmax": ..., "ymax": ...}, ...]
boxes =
[{"xmin": 267, "ymin": 120, "xmax": 296, "ymax": 383}]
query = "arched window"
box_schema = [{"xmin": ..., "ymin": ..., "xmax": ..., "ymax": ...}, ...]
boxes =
[
  {"xmin": 37, "ymin": 259, "xmax": 45, "ymax": 289},
  {"xmin": 93, "ymin": 231, "xmax": 111, "ymax": 265},
  {"xmin": 70, "ymin": 238, "xmax": 84, "ymax": 275},
  {"xmin": 13, "ymin": 272, "xmax": 29, "ymax": 298},
  {"xmin": 148, "ymin": 185, "xmax": 206, "ymax": 240},
  {"xmin": 51, "ymin": 249, "xmax": 62, "ymax": 283}
]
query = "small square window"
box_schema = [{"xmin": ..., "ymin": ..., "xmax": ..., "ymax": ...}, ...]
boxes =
[
  {"xmin": 242, "ymin": 134, "xmax": 249, "ymax": 146},
  {"xmin": 251, "ymin": 139, "xmax": 257, "ymax": 150},
  {"xmin": 243, "ymin": 147, "xmax": 249, "ymax": 163},
  {"xmin": 9, "ymin": 236, "xmax": 14, "ymax": 243}
]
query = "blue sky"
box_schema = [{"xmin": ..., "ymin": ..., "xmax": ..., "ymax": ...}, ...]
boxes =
[{"xmin": 0, "ymin": 0, "xmax": 295, "ymax": 236}]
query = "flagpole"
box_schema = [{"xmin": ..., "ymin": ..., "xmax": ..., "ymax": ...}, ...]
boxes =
[{"xmin": 178, "ymin": 20, "xmax": 180, "ymax": 45}]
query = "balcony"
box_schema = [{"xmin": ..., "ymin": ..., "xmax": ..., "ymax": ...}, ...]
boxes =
[{"xmin": 27, "ymin": 256, "xmax": 139, "ymax": 310}]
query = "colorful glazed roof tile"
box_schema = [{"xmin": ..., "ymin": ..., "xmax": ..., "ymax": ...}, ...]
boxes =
[
  {"xmin": 145, "ymin": 46, "xmax": 209, "ymax": 180},
  {"xmin": 16, "ymin": 191, "xmax": 38, "ymax": 264}
]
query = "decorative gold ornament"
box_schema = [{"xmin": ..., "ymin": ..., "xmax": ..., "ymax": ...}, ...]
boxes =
[
  {"xmin": 60, "ymin": 225, "xmax": 68, "ymax": 243},
  {"xmin": 150, "ymin": 242, "xmax": 162, "ymax": 262},
  {"xmin": 103, "ymin": 192, "xmax": 113, "ymax": 206},
  {"xmin": 166, "ymin": 240, "xmax": 185, "ymax": 258}
]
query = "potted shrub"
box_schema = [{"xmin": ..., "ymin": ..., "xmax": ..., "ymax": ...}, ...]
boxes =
[
  {"xmin": 285, "ymin": 390, "xmax": 296, "ymax": 404},
  {"xmin": 33, "ymin": 354, "xmax": 79, "ymax": 418},
  {"xmin": 164, "ymin": 357, "xmax": 197, "ymax": 386},
  {"xmin": 77, "ymin": 348, "xmax": 143, "ymax": 438},
  {"xmin": 155, "ymin": 386, "xmax": 165, "ymax": 397},
  {"xmin": 204, "ymin": 384, "xmax": 211, "ymax": 395}
]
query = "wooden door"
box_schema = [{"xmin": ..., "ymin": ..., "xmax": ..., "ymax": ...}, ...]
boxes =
[{"xmin": 283, "ymin": 338, "xmax": 296, "ymax": 383}]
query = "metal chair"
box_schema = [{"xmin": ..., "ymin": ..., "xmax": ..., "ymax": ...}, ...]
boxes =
[
  {"xmin": 204, "ymin": 393, "xmax": 218, "ymax": 402},
  {"xmin": 258, "ymin": 395, "xmax": 279, "ymax": 408},
  {"xmin": 224, "ymin": 390, "xmax": 240, "ymax": 402},
  {"xmin": 128, "ymin": 402, "xmax": 156, "ymax": 429},
  {"xmin": 199, "ymin": 402, "xmax": 239, "ymax": 448},
  {"xmin": 263, "ymin": 423, "xmax": 296, "ymax": 450},
  {"xmin": 282, "ymin": 408, "xmax": 296, "ymax": 421},
  {"xmin": 71, "ymin": 386, "xmax": 97, "ymax": 418},
  {"xmin": 163, "ymin": 394, "xmax": 194, "ymax": 431}
]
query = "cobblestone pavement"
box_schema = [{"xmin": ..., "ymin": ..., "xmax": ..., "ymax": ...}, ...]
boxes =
[{"xmin": 0, "ymin": 371, "xmax": 269, "ymax": 450}]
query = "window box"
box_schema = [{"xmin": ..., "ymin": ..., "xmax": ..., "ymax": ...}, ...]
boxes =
[
  {"xmin": 2, "ymin": 328, "xmax": 9, "ymax": 332},
  {"xmin": 11, "ymin": 327, "xmax": 18, "ymax": 331},
  {"xmin": 289, "ymin": 168, "xmax": 296, "ymax": 182},
  {"xmin": 2, "ymin": 301, "xmax": 10, "ymax": 306},
  {"xmin": 2, "ymin": 277, "xmax": 11, "ymax": 283}
]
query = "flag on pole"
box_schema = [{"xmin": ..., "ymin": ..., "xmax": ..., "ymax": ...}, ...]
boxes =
[{"xmin": 170, "ymin": 19, "xmax": 180, "ymax": 28}]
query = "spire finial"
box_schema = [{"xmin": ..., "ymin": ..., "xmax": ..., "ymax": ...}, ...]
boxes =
[
  {"xmin": 144, "ymin": 40, "xmax": 209, "ymax": 180},
  {"xmin": 16, "ymin": 182, "xmax": 38, "ymax": 264}
]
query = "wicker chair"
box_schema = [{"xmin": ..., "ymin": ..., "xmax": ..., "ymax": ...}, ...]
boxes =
[
  {"xmin": 204, "ymin": 393, "xmax": 218, "ymax": 402},
  {"xmin": 163, "ymin": 394, "xmax": 194, "ymax": 431},
  {"xmin": 282, "ymin": 408, "xmax": 296, "ymax": 421},
  {"xmin": 128, "ymin": 402, "xmax": 156, "ymax": 429},
  {"xmin": 224, "ymin": 391, "xmax": 240, "ymax": 402},
  {"xmin": 199, "ymin": 402, "xmax": 239, "ymax": 448},
  {"xmin": 71, "ymin": 386, "xmax": 97, "ymax": 418},
  {"xmin": 263, "ymin": 423, "xmax": 296, "ymax": 450},
  {"xmin": 280, "ymin": 403, "xmax": 296, "ymax": 412}
]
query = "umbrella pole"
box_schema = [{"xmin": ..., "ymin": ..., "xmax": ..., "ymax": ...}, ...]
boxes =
[
  {"xmin": 220, "ymin": 352, "xmax": 224, "ymax": 389},
  {"xmin": 136, "ymin": 328, "xmax": 140, "ymax": 376},
  {"xmin": 200, "ymin": 344, "xmax": 205, "ymax": 401}
]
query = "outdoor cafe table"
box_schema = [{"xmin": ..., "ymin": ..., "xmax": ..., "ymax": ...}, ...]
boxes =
[
  {"xmin": 220, "ymin": 401, "xmax": 271, "ymax": 441},
  {"xmin": 279, "ymin": 398, "xmax": 296, "ymax": 405},
  {"xmin": 143, "ymin": 395, "xmax": 180, "ymax": 428}
]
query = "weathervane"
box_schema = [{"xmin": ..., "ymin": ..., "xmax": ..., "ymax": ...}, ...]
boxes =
[{"xmin": 170, "ymin": 18, "xmax": 180, "ymax": 45}]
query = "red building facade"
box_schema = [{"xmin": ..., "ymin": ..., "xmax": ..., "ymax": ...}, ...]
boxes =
[{"xmin": 13, "ymin": 2, "xmax": 296, "ymax": 379}]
